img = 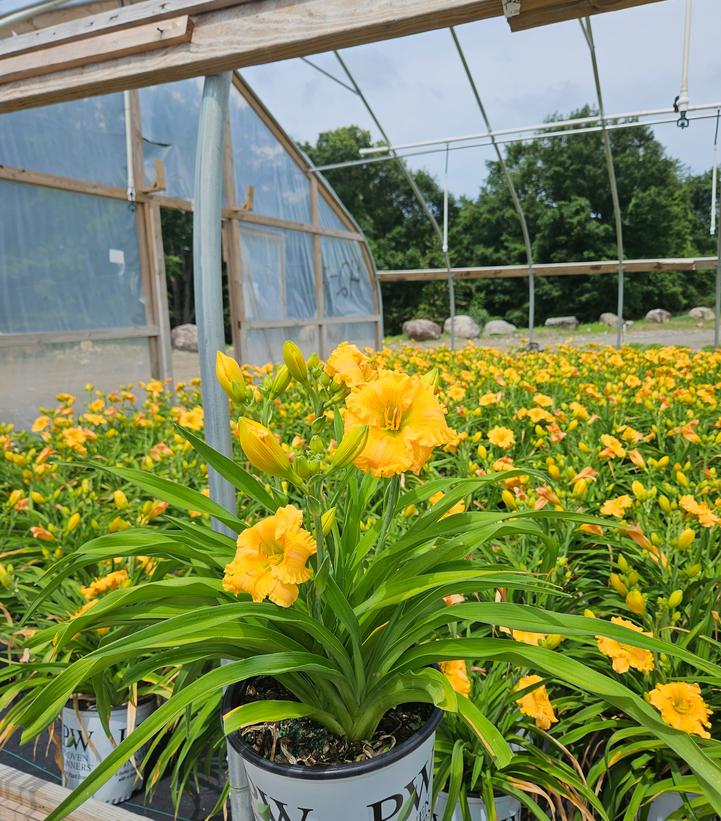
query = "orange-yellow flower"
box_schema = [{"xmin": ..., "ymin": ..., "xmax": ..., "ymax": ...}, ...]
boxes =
[
  {"xmin": 440, "ymin": 660, "xmax": 471, "ymax": 696},
  {"xmin": 488, "ymin": 427, "xmax": 515, "ymax": 450},
  {"xmin": 600, "ymin": 495, "xmax": 633, "ymax": 518},
  {"xmin": 30, "ymin": 525, "xmax": 54, "ymax": 542},
  {"xmin": 680, "ymin": 495, "xmax": 719, "ymax": 528},
  {"xmin": 515, "ymin": 675, "xmax": 557, "ymax": 729},
  {"xmin": 596, "ymin": 617, "xmax": 654, "ymax": 674},
  {"xmin": 80, "ymin": 569, "xmax": 129, "ymax": 600},
  {"xmin": 429, "ymin": 491, "xmax": 465, "ymax": 519},
  {"xmin": 223, "ymin": 505, "xmax": 316, "ymax": 608},
  {"xmin": 599, "ymin": 434, "xmax": 625, "ymax": 459},
  {"xmin": 343, "ymin": 372, "xmax": 457, "ymax": 477},
  {"xmin": 648, "ymin": 682, "xmax": 712, "ymax": 738},
  {"xmin": 325, "ymin": 342, "xmax": 376, "ymax": 389}
]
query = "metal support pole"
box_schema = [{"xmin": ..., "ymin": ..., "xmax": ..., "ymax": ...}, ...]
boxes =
[
  {"xmin": 442, "ymin": 145, "xmax": 455, "ymax": 351},
  {"xmin": 582, "ymin": 18, "xmax": 626, "ymax": 348},
  {"xmin": 193, "ymin": 71, "xmax": 252, "ymax": 821},
  {"xmin": 713, "ymin": 190, "xmax": 721, "ymax": 348},
  {"xmin": 450, "ymin": 26, "xmax": 535, "ymax": 345},
  {"xmin": 676, "ymin": 0, "xmax": 693, "ymax": 127}
]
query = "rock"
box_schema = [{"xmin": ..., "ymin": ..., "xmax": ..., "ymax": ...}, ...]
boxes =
[
  {"xmin": 645, "ymin": 308, "xmax": 671, "ymax": 323},
  {"xmin": 171, "ymin": 323, "xmax": 198, "ymax": 352},
  {"xmin": 482, "ymin": 319, "xmax": 517, "ymax": 337},
  {"xmin": 599, "ymin": 312, "xmax": 618, "ymax": 326},
  {"xmin": 402, "ymin": 318, "xmax": 441, "ymax": 341},
  {"xmin": 544, "ymin": 315, "xmax": 579, "ymax": 330},
  {"xmin": 689, "ymin": 306, "xmax": 714, "ymax": 321},
  {"xmin": 444, "ymin": 315, "xmax": 480, "ymax": 339}
]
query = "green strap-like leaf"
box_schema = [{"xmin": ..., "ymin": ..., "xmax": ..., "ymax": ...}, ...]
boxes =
[{"xmin": 223, "ymin": 698, "xmax": 345, "ymax": 736}]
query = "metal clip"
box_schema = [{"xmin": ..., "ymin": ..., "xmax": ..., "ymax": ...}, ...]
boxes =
[{"xmin": 502, "ymin": 0, "xmax": 521, "ymax": 17}]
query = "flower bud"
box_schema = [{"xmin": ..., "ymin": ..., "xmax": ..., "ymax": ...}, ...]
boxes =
[
  {"xmin": 307, "ymin": 353, "xmax": 321, "ymax": 369},
  {"xmin": 658, "ymin": 495, "xmax": 671, "ymax": 513},
  {"xmin": 572, "ymin": 478, "xmax": 588, "ymax": 498},
  {"xmin": 237, "ymin": 418, "xmax": 293, "ymax": 480},
  {"xmin": 113, "ymin": 489, "xmax": 129, "ymax": 510},
  {"xmin": 626, "ymin": 589, "xmax": 646, "ymax": 615},
  {"xmin": 676, "ymin": 528, "xmax": 695, "ymax": 549},
  {"xmin": 309, "ymin": 435, "xmax": 325, "ymax": 455},
  {"xmin": 65, "ymin": 512, "xmax": 80, "ymax": 534},
  {"xmin": 330, "ymin": 425, "xmax": 369, "ymax": 471},
  {"xmin": 501, "ymin": 489, "xmax": 516, "ymax": 509},
  {"xmin": 668, "ymin": 589, "xmax": 683, "ymax": 608},
  {"xmin": 282, "ymin": 340, "xmax": 308, "ymax": 384},
  {"xmin": 548, "ymin": 464, "xmax": 560, "ymax": 480},
  {"xmin": 675, "ymin": 470, "xmax": 689, "ymax": 488},
  {"xmin": 294, "ymin": 455, "xmax": 311, "ymax": 480},
  {"xmin": 421, "ymin": 368, "xmax": 440, "ymax": 393},
  {"xmin": 631, "ymin": 480, "xmax": 647, "ymax": 500},
  {"xmin": 618, "ymin": 554, "xmax": 629, "ymax": 573},
  {"xmin": 271, "ymin": 365, "xmax": 292, "ymax": 398},
  {"xmin": 686, "ymin": 563, "xmax": 702, "ymax": 578},
  {"xmin": 321, "ymin": 508, "xmax": 336, "ymax": 535},
  {"xmin": 610, "ymin": 573, "xmax": 628, "ymax": 596},
  {"xmin": 216, "ymin": 351, "xmax": 246, "ymax": 403},
  {"xmin": 583, "ymin": 609, "xmax": 596, "ymax": 619}
]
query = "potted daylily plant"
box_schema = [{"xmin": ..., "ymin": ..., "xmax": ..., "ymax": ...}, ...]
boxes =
[
  {"xmin": 431, "ymin": 658, "xmax": 610, "ymax": 821},
  {"xmin": 6, "ymin": 342, "xmax": 721, "ymax": 821}
]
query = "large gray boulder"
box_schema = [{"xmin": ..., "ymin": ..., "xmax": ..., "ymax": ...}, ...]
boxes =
[
  {"xmin": 544, "ymin": 316, "xmax": 579, "ymax": 330},
  {"xmin": 483, "ymin": 319, "xmax": 517, "ymax": 337},
  {"xmin": 689, "ymin": 306, "xmax": 714, "ymax": 321},
  {"xmin": 599, "ymin": 312, "xmax": 618, "ymax": 327},
  {"xmin": 171, "ymin": 323, "xmax": 198, "ymax": 352},
  {"xmin": 645, "ymin": 308, "xmax": 671, "ymax": 323},
  {"xmin": 444, "ymin": 315, "xmax": 480, "ymax": 339},
  {"xmin": 402, "ymin": 318, "xmax": 441, "ymax": 341}
]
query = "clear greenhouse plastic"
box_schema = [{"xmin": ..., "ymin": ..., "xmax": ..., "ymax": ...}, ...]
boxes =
[
  {"xmin": 0, "ymin": 94, "xmax": 128, "ymax": 187},
  {"xmin": 230, "ymin": 91, "xmax": 312, "ymax": 224},
  {"xmin": 322, "ymin": 237, "xmax": 376, "ymax": 318},
  {"xmin": 0, "ymin": 181, "xmax": 145, "ymax": 334}
]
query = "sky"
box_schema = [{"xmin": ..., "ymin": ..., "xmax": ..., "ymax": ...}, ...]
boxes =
[{"xmin": 240, "ymin": 0, "xmax": 721, "ymax": 199}]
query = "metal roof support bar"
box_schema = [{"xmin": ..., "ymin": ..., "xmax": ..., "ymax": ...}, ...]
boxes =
[
  {"xmin": 314, "ymin": 111, "xmax": 720, "ymax": 174},
  {"xmin": 581, "ymin": 16, "xmax": 625, "ymax": 349},
  {"xmin": 450, "ymin": 25, "xmax": 536, "ymax": 345},
  {"xmin": 359, "ymin": 100, "xmax": 721, "ymax": 157},
  {"xmin": 331, "ymin": 49, "xmax": 456, "ymax": 348}
]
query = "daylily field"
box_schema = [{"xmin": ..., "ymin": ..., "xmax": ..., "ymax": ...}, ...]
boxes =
[{"xmin": 2, "ymin": 341, "xmax": 721, "ymax": 815}]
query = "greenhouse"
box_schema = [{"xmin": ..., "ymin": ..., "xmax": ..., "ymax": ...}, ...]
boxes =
[{"xmin": 0, "ymin": 59, "xmax": 380, "ymax": 427}]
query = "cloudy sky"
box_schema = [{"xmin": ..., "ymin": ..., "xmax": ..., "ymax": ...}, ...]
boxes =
[{"xmin": 242, "ymin": 0, "xmax": 721, "ymax": 199}]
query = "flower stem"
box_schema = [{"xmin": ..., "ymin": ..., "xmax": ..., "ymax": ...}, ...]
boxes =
[{"xmin": 376, "ymin": 474, "xmax": 401, "ymax": 554}]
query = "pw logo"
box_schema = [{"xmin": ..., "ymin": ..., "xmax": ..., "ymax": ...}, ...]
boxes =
[
  {"xmin": 63, "ymin": 727, "xmax": 94, "ymax": 752},
  {"xmin": 367, "ymin": 759, "xmax": 432, "ymax": 821}
]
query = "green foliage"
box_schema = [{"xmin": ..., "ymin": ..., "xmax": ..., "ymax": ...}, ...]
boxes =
[{"xmin": 303, "ymin": 111, "xmax": 717, "ymax": 332}]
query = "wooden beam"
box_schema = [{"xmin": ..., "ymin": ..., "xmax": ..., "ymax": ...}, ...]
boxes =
[
  {"xmin": 0, "ymin": 0, "xmax": 250, "ymax": 57},
  {"xmin": 0, "ymin": 15, "xmax": 194, "ymax": 83},
  {"xmin": 241, "ymin": 315, "xmax": 380, "ymax": 330},
  {"xmin": 508, "ymin": 0, "xmax": 667, "ymax": 32},
  {"xmin": 0, "ymin": 0, "xmax": 506, "ymax": 112},
  {"xmin": 0, "ymin": 764, "xmax": 145, "ymax": 820},
  {"xmin": 0, "ymin": 165, "xmax": 129, "ymax": 200},
  {"xmin": 378, "ymin": 258, "xmax": 719, "ymax": 282},
  {"xmin": 0, "ymin": 326, "xmax": 160, "ymax": 348}
]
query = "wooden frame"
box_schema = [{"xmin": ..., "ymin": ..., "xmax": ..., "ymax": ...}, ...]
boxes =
[
  {"xmin": 379, "ymin": 258, "xmax": 719, "ymax": 282},
  {"xmin": 0, "ymin": 70, "xmax": 382, "ymax": 369},
  {"xmin": 0, "ymin": 326, "xmax": 160, "ymax": 349},
  {"xmin": 0, "ymin": 0, "xmax": 665, "ymax": 113}
]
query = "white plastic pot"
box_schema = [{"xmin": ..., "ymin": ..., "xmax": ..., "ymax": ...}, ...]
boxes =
[
  {"xmin": 646, "ymin": 792, "xmax": 708, "ymax": 821},
  {"xmin": 432, "ymin": 791, "xmax": 522, "ymax": 821},
  {"xmin": 224, "ymin": 683, "xmax": 443, "ymax": 821},
  {"xmin": 61, "ymin": 697, "xmax": 155, "ymax": 804}
]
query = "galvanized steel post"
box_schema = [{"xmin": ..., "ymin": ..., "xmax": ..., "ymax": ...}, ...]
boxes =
[{"xmin": 193, "ymin": 71, "xmax": 252, "ymax": 821}]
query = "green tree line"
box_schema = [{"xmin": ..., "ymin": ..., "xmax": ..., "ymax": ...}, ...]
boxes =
[{"xmin": 302, "ymin": 108, "xmax": 717, "ymax": 334}]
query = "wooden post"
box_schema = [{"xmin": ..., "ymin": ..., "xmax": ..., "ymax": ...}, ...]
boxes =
[
  {"xmin": 310, "ymin": 174, "xmax": 325, "ymax": 358},
  {"xmin": 127, "ymin": 89, "xmax": 173, "ymax": 380}
]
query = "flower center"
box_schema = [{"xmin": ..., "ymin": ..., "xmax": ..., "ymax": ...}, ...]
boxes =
[
  {"xmin": 672, "ymin": 697, "xmax": 690, "ymax": 715},
  {"xmin": 382, "ymin": 405, "xmax": 403, "ymax": 431}
]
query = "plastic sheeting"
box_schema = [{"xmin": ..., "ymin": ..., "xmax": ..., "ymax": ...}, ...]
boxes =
[
  {"xmin": 318, "ymin": 192, "xmax": 351, "ymax": 231},
  {"xmin": 230, "ymin": 90, "xmax": 312, "ymax": 224},
  {"xmin": 0, "ymin": 181, "xmax": 145, "ymax": 333},
  {"xmin": 246, "ymin": 325, "xmax": 320, "ymax": 367},
  {"xmin": 0, "ymin": 93, "xmax": 127, "ymax": 187},
  {"xmin": 322, "ymin": 237, "xmax": 376, "ymax": 318},
  {"xmin": 239, "ymin": 226, "xmax": 316, "ymax": 321},
  {"xmin": 139, "ymin": 79, "xmax": 202, "ymax": 202},
  {"xmin": 326, "ymin": 321, "xmax": 377, "ymax": 353},
  {"xmin": 0, "ymin": 338, "xmax": 151, "ymax": 428}
]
